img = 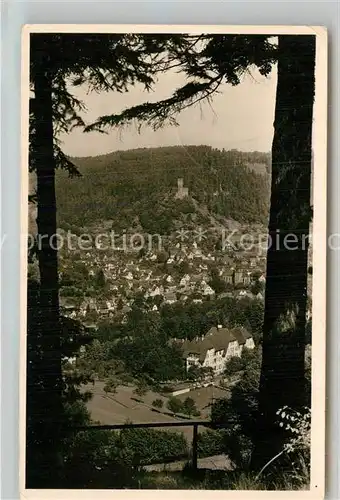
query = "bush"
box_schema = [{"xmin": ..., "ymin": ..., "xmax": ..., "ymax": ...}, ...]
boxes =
[
  {"xmin": 182, "ymin": 397, "xmax": 200, "ymax": 417},
  {"xmin": 241, "ymin": 346, "xmax": 258, "ymax": 364},
  {"xmin": 119, "ymin": 427, "xmax": 188, "ymax": 465},
  {"xmin": 224, "ymin": 356, "xmax": 244, "ymax": 376},
  {"xmin": 152, "ymin": 399, "xmax": 164, "ymax": 409},
  {"xmin": 224, "ymin": 348, "xmax": 259, "ymax": 377},
  {"xmin": 63, "ymin": 426, "xmax": 189, "ymax": 488},
  {"xmin": 167, "ymin": 397, "xmax": 183, "ymax": 414},
  {"xmin": 250, "ymin": 280, "xmax": 265, "ymax": 296},
  {"xmin": 133, "ymin": 381, "xmax": 148, "ymax": 397},
  {"xmin": 211, "ymin": 348, "xmax": 262, "ymax": 468},
  {"xmin": 187, "ymin": 365, "xmax": 214, "ymax": 382},
  {"xmin": 103, "ymin": 378, "xmax": 118, "ymax": 395},
  {"xmin": 175, "ymin": 199, "xmax": 196, "ymax": 214},
  {"xmin": 197, "ymin": 429, "xmax": 225, "ymax": 457},
  {"xmin": 276, "ymin": 406, "xmax": 311, "ymax": 477}
]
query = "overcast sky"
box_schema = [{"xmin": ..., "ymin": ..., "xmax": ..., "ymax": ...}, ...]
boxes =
[{"xmin": 58, "ymin": 65, "xmax": 278, "ymax": 158}]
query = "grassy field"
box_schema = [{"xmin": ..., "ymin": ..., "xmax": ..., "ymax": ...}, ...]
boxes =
[{"xmin": 83, "ymin": 381, "xmax": 229, "ymax": 441}]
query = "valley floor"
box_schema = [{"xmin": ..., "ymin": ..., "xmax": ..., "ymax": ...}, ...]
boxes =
[{"xmin": 83, "ymin": 380, "xmax": 228, "ymax": 441}]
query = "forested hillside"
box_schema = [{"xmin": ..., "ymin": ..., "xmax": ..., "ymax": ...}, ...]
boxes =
[{"xmin": 55, "ymin": 145, "xmax": 271, "ymax": 233}]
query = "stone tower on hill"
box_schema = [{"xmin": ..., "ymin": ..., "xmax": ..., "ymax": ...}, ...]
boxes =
[{"xmin": 175, "ymin": 178, "xmax": 189, "ymax": 200}]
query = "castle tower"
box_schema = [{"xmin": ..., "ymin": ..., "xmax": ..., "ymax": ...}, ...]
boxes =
[{"xmin": 175, "ymin": 178, "xmax": 189, "ymax": 200}]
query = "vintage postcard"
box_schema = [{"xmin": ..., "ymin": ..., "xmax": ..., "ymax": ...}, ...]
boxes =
[{"xmin": 20, "ymin": 25, "xmax": 327, "ymax": 499}]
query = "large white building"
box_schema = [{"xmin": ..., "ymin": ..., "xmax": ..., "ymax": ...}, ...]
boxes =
[{"xmin": 180, "ymin": 325, "xmax": 255, "ymax": 376}]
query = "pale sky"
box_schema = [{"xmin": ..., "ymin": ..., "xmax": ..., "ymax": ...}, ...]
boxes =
[{"xmin": 58, "ymin": 65, "xmax": 278, "ymax": 158}]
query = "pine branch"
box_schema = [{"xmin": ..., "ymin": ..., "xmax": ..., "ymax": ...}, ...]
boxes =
[
  {"xmin": 54, "ymin": 144, "xmax": 81, "ymax": 178},
  {"xmin": 84, "ymin": 77, "xmax": 223, "ymax": 133}
]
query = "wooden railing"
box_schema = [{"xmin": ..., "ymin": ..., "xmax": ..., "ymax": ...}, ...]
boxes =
[{"xmin": 75, "ymin": 420, "xmax": 225, "ymax": 470}]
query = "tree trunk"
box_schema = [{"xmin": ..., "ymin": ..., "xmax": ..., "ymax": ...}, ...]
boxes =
[
  {"xmin": 26, "ymin": 45, "xmax": 64, "ymax": 487},
  {"xmin": 251, "ymin": 35, "xmax": 315, "ymax": 470}
]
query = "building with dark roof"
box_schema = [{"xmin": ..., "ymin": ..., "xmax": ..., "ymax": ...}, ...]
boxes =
[{"xmin": 180, "ymin": 325, "xmax": 254, "ymax": 375}]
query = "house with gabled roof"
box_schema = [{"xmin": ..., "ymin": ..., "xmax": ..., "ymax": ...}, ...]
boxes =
[
  {"xmin": 229, "ymin": 326, "xmax": 255, "ymax": 351},
  {"xmin": 223, "ymin": 270, "xmax": 234, "ymax": 285},
  {"xmin": 179, "ymin": 274, "xmax": 191, "ymax": 287},
  {"xmin": 200, "ymin": 280, "xmax": 215, "ymax": 296},
  {"xmin": 149, "ymin": 285, "xmax": 163, "ymax": 297},
  {"xmin": 180, "ymin": 325, "xmax": 254, "ymax": 375},
  {"xmin": 234, "ymin": 268, "xmax": 252, "ymax": 286}
]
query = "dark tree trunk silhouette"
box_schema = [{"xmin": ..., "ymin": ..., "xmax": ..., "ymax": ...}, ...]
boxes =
[
  {"xmin": 26, "ymin": 47, "xmax": 64, "ymax": 487},
  {"xmin": 251, "ymin": 35, "xmax": 315, "ymax": 470},
  {"xmin": 252, "ymin": 35, "xmax": 315, "ymax": 469}
]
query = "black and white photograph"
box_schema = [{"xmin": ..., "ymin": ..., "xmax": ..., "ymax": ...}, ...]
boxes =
[{"xmin": 21, "ymin": 25, "xmax": 327, "ymax": 496}]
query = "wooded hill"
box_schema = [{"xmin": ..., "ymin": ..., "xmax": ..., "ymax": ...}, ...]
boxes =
[{"xmin": 55, "ymin": 145, "xmax": 271, "ymax": 233}]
